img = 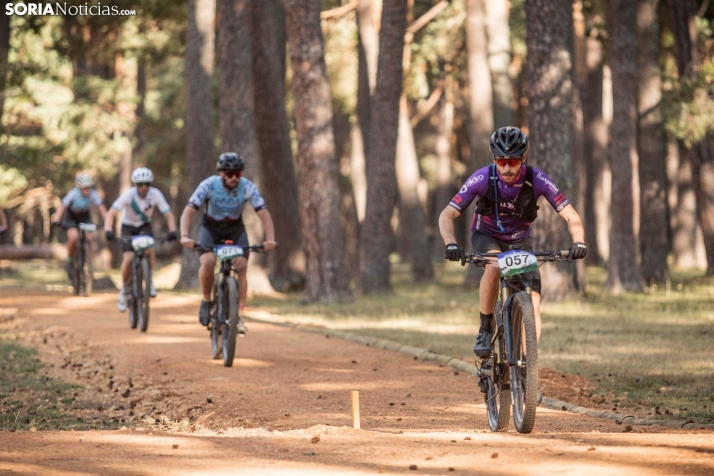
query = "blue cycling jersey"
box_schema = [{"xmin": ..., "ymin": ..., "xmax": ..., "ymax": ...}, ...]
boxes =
[
  {"xmin": 61, "ymin": 188, "xmax": 103, "ymax": 213},
  {"xmin": 188, "ymin": 176, "xmax": 266, "ymax": 221}
]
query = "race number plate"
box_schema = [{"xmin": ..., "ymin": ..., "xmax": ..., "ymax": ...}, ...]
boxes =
[
  {"xmin": 78, "ymin": 223, "xmax": 97, "ymax": 232},
  {"xmin": 131, "ymin": 235, "xmax": 155, "ymax": 251},
  {"xmin": 215, "ymin": 245, "xmax": 244, "ymax": 260},
  {"xmin": 497, "ymin": 249, "xmax": 538, "ymax": 277}
]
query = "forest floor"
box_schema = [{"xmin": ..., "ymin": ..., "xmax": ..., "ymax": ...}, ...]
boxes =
[{"xmin": 0, "ymin": 288, "xmax": 712, "ymax": 475}]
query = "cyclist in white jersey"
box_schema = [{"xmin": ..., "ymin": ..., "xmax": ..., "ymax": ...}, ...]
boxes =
[
  {"xmin": 103, "ymin": 167, "xmax": 177, "ymax": 312},
  {"xmin": 54, "ymin": 174, "xmax": 107, "ymax": 275}
]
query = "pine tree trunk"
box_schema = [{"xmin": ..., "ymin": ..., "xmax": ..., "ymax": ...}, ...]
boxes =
[
  {"xmin": 396, "ymin": 96, "xmax": 433, "ymax": 281},
  {"xmin": 253, "ymin": 0, "xmax": 305, "ymax": 291},
  {"xmin": 464, "ymin": 0, "xmax": 493, "ymax": 287},
  {"xmin": 0, "ymin": 1, "xmax": 11, "ymax": 134},
  {"xmin": 525, "ymin": 0, "xmax": 579, "ymax": 300},
  {"xmin": 176, "ymin": 0, "xmax": 216, "ymax": 289},
  {"xmin": 582, "ymin": 35, "xmax": 608, "ymax": 265},
  {"xmin": 285, "ymin": 0, "xmax": 353, "ymax": 303},
  {"xmin": 432, "ymin": 85, "xmax": 456, "ymax": 262},
  {"xmin": 484, "ymin": 0, "xmax": 514, "ymax": 128},
  {"xmin": 637, "ymin": 0, "xmax": 670, "ymax": 285},
  {"xmin": 604, "ymin": 0, "xmax": 643, "ymax": 293},
  {"xmin": 359, "ymin": 0, "xmax": 407, "ymax": 294},
  {"xmin": 668, "ymin": 0, "xmax": 714, "ymax": 275}
]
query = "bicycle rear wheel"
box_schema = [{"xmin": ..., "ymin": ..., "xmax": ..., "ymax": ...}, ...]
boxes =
[
  {"xmin": 139, "ymin": 259, "xmax": 151, "ymax": 332},
  {"xmin": 485, "ymin": 301, "xmax": 511, "ymax": 432},
  {"xmin": 210, "ymin": 277, "xmax": 222, "ymax": 359},
  {"xmin": 81, "ymin": 242, "xmax": 93, "ymax": 297},
  {"xmin": 509, "ymin": 291, "xmax": 538, "ymax": 434},
  {"xmin": 70, "ymin": 253, "xmax": 80, "ymax": 296},
  {"xmin": 222, "ymin": 277, "xmax": 239, "ymax": 367}
]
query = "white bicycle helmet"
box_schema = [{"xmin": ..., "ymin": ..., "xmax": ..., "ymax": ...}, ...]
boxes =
[
  {"xmin": 75, "ymin": 174, "xmax": 94, "ymax": 188},
  {"xmin": 131, "ymin": 167, "xmax": 154, "ymax": 183}
]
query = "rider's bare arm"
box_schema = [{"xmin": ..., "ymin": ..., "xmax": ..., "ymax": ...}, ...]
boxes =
[
  {"xmin": 438, "ymin": 205, "xmax": 461, "ymax": 245},
  {"xmin": 558, "ymin": 204, "xmax": 585, "ymax": 243},
  {"xmin": 104, "ymin": 207, "xmax": 117, "ymax": 232},
  {"xmin": 256, "ymin": 208, "xmax": 277, "ymax": 250},
  {"xmin": 163, "ymin": 210, "xmax": 177, "ymax": 233},
  {"xmin": 179, "ymin": 206, "xmax": 196, "ymax": 248},
  {"xmin": 97, "ymin": 204, "xmax": 108, "ymax": 221}
]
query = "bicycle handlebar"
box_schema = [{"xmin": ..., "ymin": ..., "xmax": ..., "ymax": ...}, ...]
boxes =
[
  {"xmin": 111, "ymin": 236, "xmax": 172, "ymax": 246},
  {"xmin": 464, "ymin": 249, "xmax": 571, "ymax": 267},
  {"xmin": 192, "ymin": 243, "xmax": 266, "ymax": 253}
]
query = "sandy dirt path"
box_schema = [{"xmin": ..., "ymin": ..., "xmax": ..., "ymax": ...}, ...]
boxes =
[{"xmin": 0, "ymin": 289, "xmax": 712, "ymax": 475}]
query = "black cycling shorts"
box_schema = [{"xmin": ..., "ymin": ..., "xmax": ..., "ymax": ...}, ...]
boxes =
[
  {"xmin": 471, "ymin": 230, "xmax": 541, "ymax": 293},
  {"xmin": 120, "ymin": 223, "xmax": 154, "ymax": 253},
  {"xmin": 64, "ymin": 211, "xmax": 92, "ymax": 230},
  {"xmin": 198, "ymin": 219, "xmax": 250, "ymax": 258}
]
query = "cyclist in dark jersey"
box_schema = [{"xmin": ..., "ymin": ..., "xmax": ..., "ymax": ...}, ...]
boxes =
[
  {"xmin": 179, "ymin": 152, "xmax": 277, "ymax": 333},
  {"xmin": 438, "ymin": 127, "xmax": 587, "ymax": 359}
]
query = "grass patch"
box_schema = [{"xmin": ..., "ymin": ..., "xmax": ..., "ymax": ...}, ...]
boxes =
[
  {"xmin": 252, "ymin": 262, "xmax": 714, "ymax": 424},
  {"xmin": 0, "ymin": 339, "xmax": 120, "ymax": 431}
]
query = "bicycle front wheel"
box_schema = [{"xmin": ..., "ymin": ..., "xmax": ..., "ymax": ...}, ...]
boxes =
[
  {"xmin": 81, "ymin": 242, "xmax": 93, "ymax": 297},
  {"xmin": 485, "ymin": 301, "xmax": 511, "ymax": 432},
  {"xmin": 509, "ymin": 291, "xmax": 538, "ymax": 434},
  {"xmin": 222, "ymin": 277, "xmax": 239, "ymax": 367},
  {"xmin": 139, "ymin": 259, "xmax": 151, "ymax": 332},
  {"xmin": 210, "ymin": 276, "xmax": 222, "ymax": 359}
]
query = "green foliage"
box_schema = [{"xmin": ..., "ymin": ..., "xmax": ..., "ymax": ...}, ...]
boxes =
[{"xmin": 0, "ymin": 166, "xmax": 28, "ymax": 206}]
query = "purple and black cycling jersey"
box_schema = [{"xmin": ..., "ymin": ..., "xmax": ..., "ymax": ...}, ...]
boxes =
[{"xmin": 449, "ymin": 165, "xmax": 570, "ymax": 242}]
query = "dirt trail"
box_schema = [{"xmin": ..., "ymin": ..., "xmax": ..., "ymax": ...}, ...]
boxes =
[{"xmin": 0, "ymin": 289, "xmax": 712, "ymax": 475}]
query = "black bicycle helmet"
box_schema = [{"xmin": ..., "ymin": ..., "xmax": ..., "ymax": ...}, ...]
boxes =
[
  {"xmin": 217, "ymin": 152, "xmax": 245, "ymax": 171},
  {"xmin": 489, "ymin": 126, "xmax": 529, "ymax": 157}
]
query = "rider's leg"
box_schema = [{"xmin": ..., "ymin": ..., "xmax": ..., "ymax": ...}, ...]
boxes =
[
  {"xmin": 121, "ymin": 251, "xmax": 134, "ymax": 288},
  {"xmin": 234, "ymin": 256, "xmax": 248, "ymax": 309},
  {"xmin": 479, "ymin": 255, "xmax": 502, "ymax": 315},
  {"xmin": 532, "ymin": 291, "xmax": 542, "ymax": 342},
  {"xmin": 147, "ymin": 248, "xmax": 155, "ymax": 271},
  {"xmin": 199, "ymin": 253, "xmax": 217, "ymax": 300},
  {"xmin": 66, "ymin": 228, "xmax": 79, "ymax": 258}
]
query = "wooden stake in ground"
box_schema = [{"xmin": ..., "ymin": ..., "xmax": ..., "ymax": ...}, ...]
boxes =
[{"xmin": 351, "ymin": 390, "xmax": 360, "ymax": 429}]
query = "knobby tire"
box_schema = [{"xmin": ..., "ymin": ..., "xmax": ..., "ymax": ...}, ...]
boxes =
[
  {"xmin": 81, "ymin": 241, "xmax": 93, "ymax": 297},
  {"xmin": 139, "ymin": 259, "xmax": 151, "ymax": 332},
  {"xmin": 210, "ymin": 276, "xmax": 222, "ymax": 359},
  {"xmin": 509, "ymin": 291, "xmax": 538, "ymax": 434},
  {"xmin": 486, "ymin": 301, "xmax": 511, "ymax": 432},
  {"xmin": 222, "ymin": 277, "xmax": 239, "ymax": 367}
]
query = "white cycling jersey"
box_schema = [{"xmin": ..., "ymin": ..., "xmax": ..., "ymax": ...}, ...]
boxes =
[{"xmin": 111, "ymin": 187, "xmax": 171, "ymax": 227}]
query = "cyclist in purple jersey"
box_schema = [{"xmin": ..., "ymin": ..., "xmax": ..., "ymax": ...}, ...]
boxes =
[{"xmin": 438, "ymin": 126, "xmax": 587, "ymax": 361}]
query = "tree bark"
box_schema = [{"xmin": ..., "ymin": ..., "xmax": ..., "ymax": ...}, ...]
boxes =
[
  {"xmin": 464, "ymin": 0, "xmax": 494, "ymax": 287},
  {"xmin": 525, "ymin": 0, "xmax": 579, "ymax": 300},
  {"xmin": 396, "ymin": 96, "xmax": 433, "ymax": 281},
  {"xmin": 253, "ymin": 0, "xmax": 305, "ymax": 291},
  {"xmin": 359, "ymin": 0, "xmax": 407, "ymax": 294},
  {"xmin": 0, "ymin": 0, "xmax": 11, "ymax": 134},
  {"xmin": 285, "ymin": 0, "xmax": 353, "ymax": 302},
  {"xmin": 668, "ymin": 0, "xmax": 714, "ymax": 275},
  {"xmin": 604, "ymin": 0, "xmax": 643, "ymax": 293},
  {"xmin": 176, "ymin": 0, "xmax": 216, "ymax": 289},
  {"xmin": 582, "ymin": 35, "xmax": 608, "ymax": 265},
  {"xmin": 484, "ymin": 0, "xmax": 514, "ymax": 128},
  {"xmin": 637, "ymin": 0, "xmax": 670, "ymax": 285}
]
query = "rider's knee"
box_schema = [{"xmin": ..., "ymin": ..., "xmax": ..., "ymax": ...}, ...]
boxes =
[{"xmin": 234, "ymin": 258, "xmax": 248, "ymax": 272}]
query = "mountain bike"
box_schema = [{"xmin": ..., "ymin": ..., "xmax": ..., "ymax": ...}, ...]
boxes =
[
  {"xmin": 112, "ymin": 235, "xmax": 168, "ymax": 332},
  {"xmin": 55, "ymin": 222, "xmax": 96, "ymax": 297},
  {"xmin": 466, "ymin": 248, "xmax": 570, "ymax": 434},
  {"xmin": 193, "ymin": 242, "xmax": 264, "ymax": 367}
]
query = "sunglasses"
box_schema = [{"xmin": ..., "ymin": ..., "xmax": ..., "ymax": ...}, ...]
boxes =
[
  {"xmin": 494, "ymin": 157, "xmax": 524, "ymax": 168},
  {"xmin": 136, "ymin": 182, "xmax": 151, "ymax": 188},
  {"xmin": 223, "ymin": 171, "xmax": 241, "ymax": 179}
]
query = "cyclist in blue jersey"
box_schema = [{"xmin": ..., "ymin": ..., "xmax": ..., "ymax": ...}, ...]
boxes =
[
  {"xmin": 179, "ymin": 152, "xmax": 277, "ymax": 332},
  {"xmin": 54, "ymin": 174, "xmax": 108, "ymax": 275},
  {"xmin": 438, "ymin": 127, "xmax": 587, "ymax": 360}
]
